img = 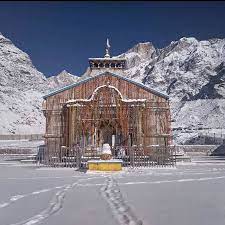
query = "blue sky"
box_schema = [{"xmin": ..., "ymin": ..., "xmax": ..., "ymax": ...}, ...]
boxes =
[{"xmin": 0, "ymin": 1, "xmax": 225, "ymax": 77}]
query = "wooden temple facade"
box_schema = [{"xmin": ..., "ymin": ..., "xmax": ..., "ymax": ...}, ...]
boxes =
[{"xmin": 42, "ymin": 42, "xmax": 173, "ymax": 167}]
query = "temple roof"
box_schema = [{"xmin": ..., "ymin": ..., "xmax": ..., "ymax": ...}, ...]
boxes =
[
  {"xmin": 43, "ymin": 39, "xmax": 169, "ymax": 100},
  {"xmin": 43, "ymin": 71, "xmax": 169, "ymax": 100}
]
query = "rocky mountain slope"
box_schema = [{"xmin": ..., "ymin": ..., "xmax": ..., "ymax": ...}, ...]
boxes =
[
  {"xmin": 117, "ymin": 38, "xmax": 225, "ymax": 143},
  {"xmin": 0, "ymin": 33, "xmax": 78, "ymax": 135},
  {"xmin": 119, "ymin": 38, "xmax": 225, "ymax": 101},
  {"xmin": 0, "ymin": 33, "xmax": 49, "ymax": 134},
  {"xmin": 0, "ymin": 33, "xmax": 225, "ymax": 144},
  {"xmin": 47, "ymin": 70, "xmax": 80, "ymax": 90}
]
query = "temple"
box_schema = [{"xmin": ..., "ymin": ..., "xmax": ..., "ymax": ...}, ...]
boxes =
[{"xmin": 42, "ymin": 39, "xmax": 174, "ymax": 168}]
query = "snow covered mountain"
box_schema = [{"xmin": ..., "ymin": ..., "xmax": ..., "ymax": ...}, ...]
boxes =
[
  {"xmin": 0, "ymin": 33, "xmax": 81, "ymax": 135},
  {"xmin": 119, "ymin": 38, "xmax": 225, "ymax": 101},
  {"xmin": 0, "ymin": 32, "xmax": 224, "ymax": 144},
  {"xmin": 47, "ymin": 70, "xmax": 80, "ymax": 90},
  {"xmin": 0, "ymin": 33, "xmax": 50, "ymax": 134},
  {"xmin": 117, "ymin": 38, "xmax": 225, "ymax": 143}
]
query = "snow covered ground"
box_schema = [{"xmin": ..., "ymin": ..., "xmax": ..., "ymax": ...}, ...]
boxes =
[{"xmin": 0, "ymin": 157, "xmax": 225, "ymax": 225}]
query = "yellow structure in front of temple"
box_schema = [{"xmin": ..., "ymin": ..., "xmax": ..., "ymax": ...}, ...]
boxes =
[{"xmin": 88, "ymin": 160, "xmax": 122, "ymax": 171}]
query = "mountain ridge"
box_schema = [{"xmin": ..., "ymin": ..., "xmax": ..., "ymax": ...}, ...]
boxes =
[{"xmin": 0, "ymin": 33, "xmax": 224, "ymax": 144}]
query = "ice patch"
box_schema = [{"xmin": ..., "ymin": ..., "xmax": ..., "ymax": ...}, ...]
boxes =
[
  {"xmin": 10, "ymin": 195, "xmax": 24, "ymax": 201},
  {"xmin": 0, "ymin": 202, "xmax": 9, "ymax": 208},
  {"xmin": 32, "ymin": 189, "xmax": 50, "ymax": 195}
]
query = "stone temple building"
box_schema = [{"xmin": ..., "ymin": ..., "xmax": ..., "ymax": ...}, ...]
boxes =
[{"xmin": 42, "ymin": 40, "xmax": 173, "ymax": 166}]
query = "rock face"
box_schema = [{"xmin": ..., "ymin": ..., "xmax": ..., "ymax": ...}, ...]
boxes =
[
  {"xmin": 0, "ymin": 33, "xmax": 81, "ymax": 135},
  {"xmin": 47, "ymin": 70, "xmax": 80, "ymax": 90},
  {"xmin": 0, "ymin": 33, "xmax": 48, "ymax": 93},
  {"xmin": 119, "ymin": 38, "xmax": 225, "ymax": 101},
  {"xmin": 0, "ymin": 33, "xmax": 225, "ymax": 144},
  {"xmin": 119, "ymin": 42, "xmax": 157, "ymax": 70},
  {"xmin": 116, "ymin": 38, "xmax": 225, "ymax": 144},
  {"xmin": 0, "ymin": 33, "xmax": 49, "ymax": 134}
]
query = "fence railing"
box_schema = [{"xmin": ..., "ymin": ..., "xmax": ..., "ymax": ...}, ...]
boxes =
[
  {"xmin": 36, "ymin": 145, "xmax": 176, "ymax": 169},
  {"xmin": 36, "ymin": 145, "xmax": 80, "ymax": 168}
]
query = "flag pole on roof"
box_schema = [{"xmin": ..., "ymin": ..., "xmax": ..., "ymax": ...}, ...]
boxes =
[{"xmin": 104, "ymin": 38, "xmax": 111, "ymax": 58}]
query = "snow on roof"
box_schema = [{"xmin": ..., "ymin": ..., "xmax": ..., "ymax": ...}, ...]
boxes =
[
  {"xmin": 43, "ymin": 72, "xmax": 169, "ymax": 100},
  {"xmin": 65, "ymin": 84, "xmax": 147, "ymax": 105}
]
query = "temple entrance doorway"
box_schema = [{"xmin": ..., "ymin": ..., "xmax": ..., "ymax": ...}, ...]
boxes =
[{"xmin": 97, "ymin": 120, "xmax": 122, "ymax": 148}]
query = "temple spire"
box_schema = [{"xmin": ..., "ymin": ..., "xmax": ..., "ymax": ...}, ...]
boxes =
[
  {"xmin": 88, "ymin": 38, "xmax": 126, "ymax": 74},
  {"xmin": 104, "ymin": 38, "xmax": 111, "ymax": 58}
]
